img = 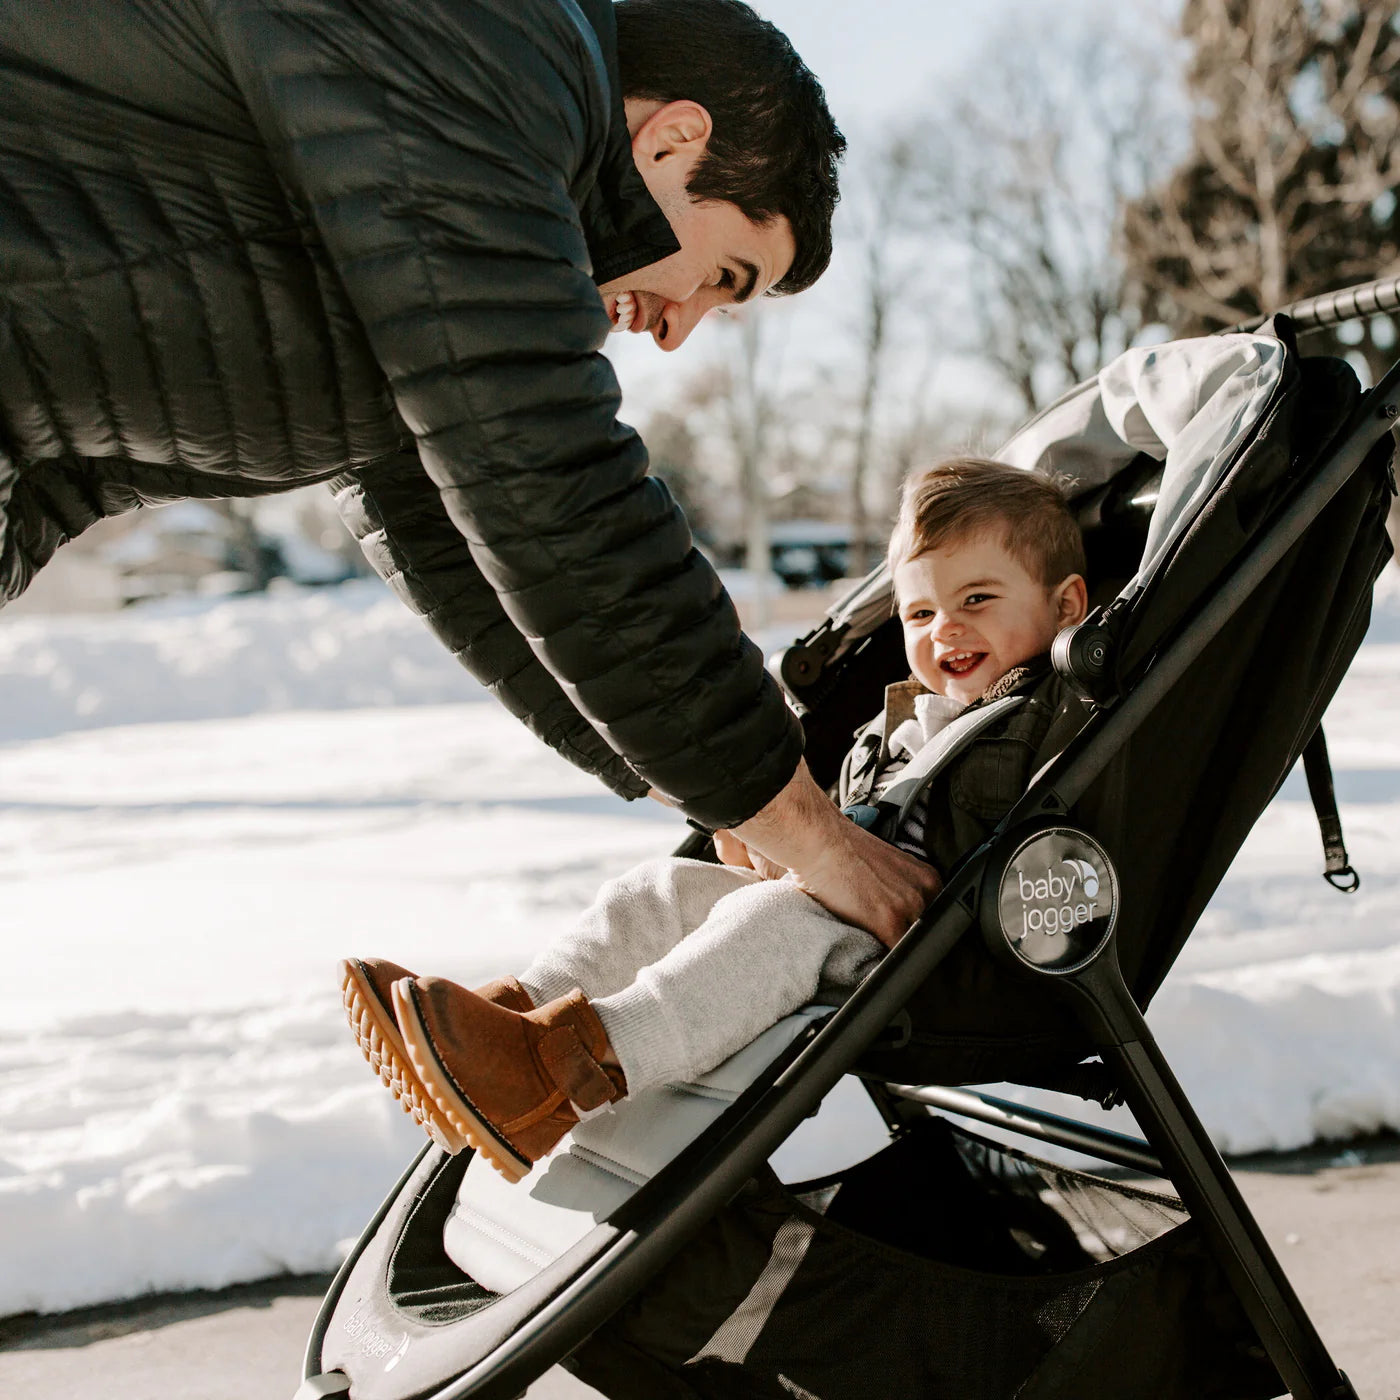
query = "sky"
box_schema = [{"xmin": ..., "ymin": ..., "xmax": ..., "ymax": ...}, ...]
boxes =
[{"xmin": 746, "ymin": 0, "xmax": 1016, "ymax": 123}]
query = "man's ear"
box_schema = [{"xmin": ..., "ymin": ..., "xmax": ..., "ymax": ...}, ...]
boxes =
[
  {"xmin": 630, "ymin": 99, "xmax": 713, "ymax": 165},
  {"xmin": 1054, "ymin": 574, "xmax": 1089, "ymax": 628}
]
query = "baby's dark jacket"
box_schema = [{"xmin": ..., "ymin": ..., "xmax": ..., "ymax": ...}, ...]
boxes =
[
  {"xmin": 837, "ymin": 656, "xmax": 1086, "ymax": 877},
  {"xmin": 841, "ymin": 656, "xmax": 1097, "ymax": 1084}
]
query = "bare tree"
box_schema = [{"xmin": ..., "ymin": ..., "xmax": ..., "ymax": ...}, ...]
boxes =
[
  {"xmin": 639, "ymin": 406, "xmax": 713, "ymax": 542},
  {"xmin": 726, "ymin": 313, "xmax": 779, "ymax": 626},
  {"xmin": 658, "ymin": 312, "xmax": 794, "ymax": 625},
  {"xmin": 841, "ymin": 132, "xmax": 930, "ymax": 575},
  {"xmin": 910, "ymin": 9, "xmax": 1177, "ymax": 413},
  {"xmin": 1124, "ymin": 0, "xmax": 1400, "ymax": 552},
  {"xmin": 1123, "ymin": 0, "xmax": 1400, "ymax": 375}
]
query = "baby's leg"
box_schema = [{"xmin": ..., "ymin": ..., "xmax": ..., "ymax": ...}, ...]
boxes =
[
  {"xmin": 590, "ymin": 878, "xmax": 881, "ymax": 1094},
  {"xmin": 519, "ymin": 856, "xmax": 761, "ymax": 1006}
]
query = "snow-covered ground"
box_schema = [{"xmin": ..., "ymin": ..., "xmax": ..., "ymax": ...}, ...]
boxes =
[{"xmin": 1, "ymin": 576, "xmax": 1398, "ymax": 1317}]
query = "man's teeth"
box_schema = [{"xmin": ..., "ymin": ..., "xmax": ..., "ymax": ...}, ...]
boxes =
[{"xmin": 610, "ymin": 291, "xmax": 635, "ymax": 334}]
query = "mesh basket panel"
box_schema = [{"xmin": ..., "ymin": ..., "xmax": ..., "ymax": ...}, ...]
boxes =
[{"xmin": 572, "ymin": 1119, "xmax": 1281, "ymax": 1400}]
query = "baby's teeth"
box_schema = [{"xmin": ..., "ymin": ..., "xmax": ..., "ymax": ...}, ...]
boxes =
[{"xmin": 610, "ymin": 291, "xmax": 635, "ymax": 334}]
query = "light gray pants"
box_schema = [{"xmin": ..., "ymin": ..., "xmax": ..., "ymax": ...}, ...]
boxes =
[{"xmin": 519, "ymin": 857, "xmax": 882, "ymax": 1095}]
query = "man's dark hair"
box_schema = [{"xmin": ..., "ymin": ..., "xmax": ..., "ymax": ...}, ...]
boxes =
[{"xmin": 614, "ymin": 0, "xmax": 845, "ymax": 295}]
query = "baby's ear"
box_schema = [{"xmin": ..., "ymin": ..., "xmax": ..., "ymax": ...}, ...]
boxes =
[{"xmin": 1055, "ymin": 574, "xmax": 1089, "ymax": 627}]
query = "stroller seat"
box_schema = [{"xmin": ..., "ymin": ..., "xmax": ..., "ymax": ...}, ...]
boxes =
[
  {"xmin": 300, "ymin": 286, "xmax": 1400, "ymax": 1400},
  {"xmin": 443, "ymin": 1007, "xmax": 831, "ymax": 1295}
]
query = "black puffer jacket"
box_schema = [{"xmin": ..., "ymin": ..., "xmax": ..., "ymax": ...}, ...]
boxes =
[{"xmin": 0, "ymin": 0, "xmax": 803, "ymax": 828}]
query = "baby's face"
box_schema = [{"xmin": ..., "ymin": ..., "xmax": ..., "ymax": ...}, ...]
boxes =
[{"xmin": 894, "ymin": 533, "xmax": 1083, "ymax": 704}]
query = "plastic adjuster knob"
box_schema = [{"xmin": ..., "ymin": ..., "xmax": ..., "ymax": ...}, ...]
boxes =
[{"xmin": 1052, "ymin": 620, "xmax": 1114, "ymax": 700}]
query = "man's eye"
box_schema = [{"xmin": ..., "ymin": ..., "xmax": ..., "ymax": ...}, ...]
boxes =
[{"xmin": 716, "ymin": 268, "xmax": 735, "ymax": 293}]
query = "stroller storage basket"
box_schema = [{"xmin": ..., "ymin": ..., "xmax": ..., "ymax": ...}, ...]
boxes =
[{"xmin": 570, "ymin": 1118, "xmax": 1280, "ymax": 1400}]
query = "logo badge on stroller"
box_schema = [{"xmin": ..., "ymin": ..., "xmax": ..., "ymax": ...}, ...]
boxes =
[{"xmin": 990, "ymin": 827, "xmax": 1118, "ymax": 974}]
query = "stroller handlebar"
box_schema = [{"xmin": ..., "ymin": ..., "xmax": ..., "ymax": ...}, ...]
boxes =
[{"xmin": 1227, "ymin": 271, "xmax": 1400, "ymax": 334}]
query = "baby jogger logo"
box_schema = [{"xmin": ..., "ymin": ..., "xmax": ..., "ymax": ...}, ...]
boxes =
[
  {"xmin": 341, "ymin": 1300, "xmax": 411, "ymax": 1373},
  {"xmin": 990, "ymin": 827, "xmax": 1119, "ymax": 975}
]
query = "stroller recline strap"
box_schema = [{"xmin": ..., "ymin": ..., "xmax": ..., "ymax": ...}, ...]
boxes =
[{"xmin": 1302, "ymin": 726, "xmax": 1359, "ymax": 892}]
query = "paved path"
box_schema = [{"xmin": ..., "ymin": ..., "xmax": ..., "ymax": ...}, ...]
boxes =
[
  {"xmin": 0, "ymin": 1275, "xmax": 599, "ymax": 1400},
  {"xmin": 3, "ymin": 1140, "xmax": 1397, "ymax": 1400}
]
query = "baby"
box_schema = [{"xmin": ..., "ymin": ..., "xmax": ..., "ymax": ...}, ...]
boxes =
[{"xmin": 341, "ymin": 458, "xmax": 1087, "ymax": 1181}]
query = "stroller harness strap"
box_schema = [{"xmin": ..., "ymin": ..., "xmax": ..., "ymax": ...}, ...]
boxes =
[
  {"xmin": 1302, "ymin": 725, "xmax": 1359, "ymax": 892},
  {"xmin": 868, "ymin": 693, "xmax": 1029, "ymax": 836}
]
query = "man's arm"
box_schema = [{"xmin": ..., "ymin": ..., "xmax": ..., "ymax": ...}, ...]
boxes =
[
  {"xmin": 331, "ymin": 449, "xmax": 646, "ymax": 800},
  {"xmin": 211, "ymin": 0, "xmax": 801, "ymax": 831}
]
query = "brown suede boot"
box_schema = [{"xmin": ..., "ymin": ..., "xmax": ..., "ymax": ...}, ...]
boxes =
[
  {"xmin": 339, "ymin": 959, "xmax": 535, "ymax": 1138},
  {"xmin": 392, "ymin": 977, "xmax": 626, "ymax": 1181},
  {"xmin": 471, "ymin": 975, "xmax": 536, "ymax": 1014}
]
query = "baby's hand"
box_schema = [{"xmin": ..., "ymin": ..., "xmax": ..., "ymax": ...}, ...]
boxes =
[
  {"xmin": 713, "ymin": 828, "xmax": 754, "ymax": 870},
  {"xmin": 715, "ymin": 829, "xmax": 787, "ymax": 880}
]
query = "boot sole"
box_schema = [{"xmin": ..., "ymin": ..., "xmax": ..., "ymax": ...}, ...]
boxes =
[
  {"xmin": 392, "ymin": 979, "xmax": 533, "ymax": 1183},
  {"xmin": 338, "ymin": 959, "xmax": 448, "ymax": 1149}
]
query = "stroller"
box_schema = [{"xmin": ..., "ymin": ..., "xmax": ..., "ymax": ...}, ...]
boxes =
[{"xmin": 296, "ymin": 275, "xmax": 1399, "ymax": 1400}]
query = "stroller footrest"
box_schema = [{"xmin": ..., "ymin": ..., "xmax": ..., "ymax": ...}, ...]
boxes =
[{"xmin": 444, "ymin": 1006, "xmax": 833, "ymax": 1294}]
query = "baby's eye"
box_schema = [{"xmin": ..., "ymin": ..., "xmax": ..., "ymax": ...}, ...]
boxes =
[
  {"xmin": 964, "ymin": 593, "xmax": 994, "ymax": 607},
  {"xmin": 903, "ymin": 608, "xmax": 934, "ymax": 622}
]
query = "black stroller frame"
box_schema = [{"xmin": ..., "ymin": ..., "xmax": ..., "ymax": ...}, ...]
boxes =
[{"xmin": 300, "ymin": 278, "xmax": 1400, "ymax": 1400}]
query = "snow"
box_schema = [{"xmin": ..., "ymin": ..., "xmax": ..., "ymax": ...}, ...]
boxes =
[
  {"xmin": 1, "ymin": 574, "xmax": 1398, "ymax": 1317},
  {"xmin": 0, "ymin": 580, "xmax": 480, "ymax": 741}
]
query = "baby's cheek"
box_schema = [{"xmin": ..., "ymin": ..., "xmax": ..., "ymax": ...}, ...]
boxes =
[{"xmin": 907, "ymin": 640, "xmax": 942, "ymax": 694}]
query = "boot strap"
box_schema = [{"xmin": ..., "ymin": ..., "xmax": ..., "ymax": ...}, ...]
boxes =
[{"xmin": 538, "ymin": 1026, "xmax": 620, "ymax": 1111}]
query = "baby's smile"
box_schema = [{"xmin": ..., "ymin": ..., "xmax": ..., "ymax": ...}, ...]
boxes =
[{"xmin": 937, "ymin": 649, "xmax": 987, "ymax": 679}]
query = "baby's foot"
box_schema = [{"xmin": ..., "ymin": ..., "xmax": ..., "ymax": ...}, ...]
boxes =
[
  {"xmin": 339, "ymin": 957, "xmax": 436, "ymax": 1133},
  {"xmin": 392, "ymin": 979, "xmax": 625, "ymax": 1182},
  {"xmin": 339, "ymin": 960, "xmax": 537, "ymax": 1152}
]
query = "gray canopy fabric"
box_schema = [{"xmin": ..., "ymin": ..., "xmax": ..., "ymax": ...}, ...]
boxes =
[{"xmin": 817, "ymin": 332, "xmax": 1288, "ymax": 655}]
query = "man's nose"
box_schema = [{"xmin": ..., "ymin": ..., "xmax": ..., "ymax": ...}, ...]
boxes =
[{"xmin": 651, "ymin": 295, "xmax": 706, "ymax": 351}]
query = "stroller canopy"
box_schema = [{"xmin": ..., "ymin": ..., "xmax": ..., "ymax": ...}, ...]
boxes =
[{"xmin": 822, "ymin": 331, "xmax": 1290, "ymax": 652}]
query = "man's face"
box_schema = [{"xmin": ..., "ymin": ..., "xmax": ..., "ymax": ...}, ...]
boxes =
[{"xmin": 598, "ymin": 101, "xmax": 796, "ymax": 352}]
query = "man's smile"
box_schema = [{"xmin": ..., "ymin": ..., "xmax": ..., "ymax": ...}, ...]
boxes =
[
  {"xmin": 606, "ymin": 289, "xmax": 666, "ymax": 336},
  {"xmin": 607, "ymin": 291, "xmax": 635, "ymax": 333}
]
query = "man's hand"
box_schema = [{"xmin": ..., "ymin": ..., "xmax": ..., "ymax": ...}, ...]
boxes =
[{"xmin": 730, "ymin": 761, "xmax": 943, "ymax": 948}]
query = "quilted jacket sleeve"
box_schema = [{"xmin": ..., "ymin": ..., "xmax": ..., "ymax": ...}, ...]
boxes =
[
  {"xmin": 209, "ymin": 0, "xmax": 803, "ymax": 829},
  {"xmin": 331, "ymin": 450, "xmax": 647, "ymax": 801}
]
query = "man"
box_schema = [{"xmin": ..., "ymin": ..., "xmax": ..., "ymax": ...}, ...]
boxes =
[{"xmin": 0, "ymin": 0, "xmax": 938, "ymax": 940}]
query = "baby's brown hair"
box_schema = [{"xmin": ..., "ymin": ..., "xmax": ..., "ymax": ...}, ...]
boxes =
[{"xmin": 888, "ymin": 457, "xmax": 1086, "ymax": 587}]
